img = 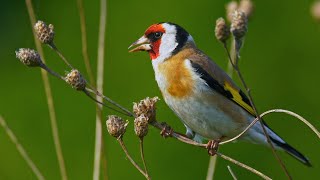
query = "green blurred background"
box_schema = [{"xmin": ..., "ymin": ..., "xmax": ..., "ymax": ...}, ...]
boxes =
[{"xmin": 1, "ymin": 0, "xmax": 320, "ymax": 179}]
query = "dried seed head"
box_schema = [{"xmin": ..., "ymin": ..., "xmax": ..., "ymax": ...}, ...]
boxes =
[
  {"xmin": 311, "ymin": 1, "xmax": 320, "ymax": 21},
  {"xmin": 15, "ymin": 48, "xmax": 42, "ymax": 67},
  {"xmin": 133, "ymin": 97, "xmax": 159, "ymax": 123},
  {"xmin": 134, "ymin": 115, "xmax": 149, "ymax": 138},
  {"xmin": 34, "ymin": 20, "xmax": 55, "ymax": 44},
  {"xmin": 106, "ymin": 115, "xmax": 128, "ymax": 138},
  {"xmin": 226, "ymin": 1, "xmax": 238, "ymax": 22},
  {"xmin": 65, "ymin": 69, "xmax": 86, "ymax": 90},
  {"xmin": 239, "ymin": 0, "xmax": 254, "ymax": 18},
  {"xmin": 230, "ymin": 10, "xmax": 248, "ymax": 40},
  {"xmin": 215, "ymin": 17, "xmax": 230, "ymax": 43}
]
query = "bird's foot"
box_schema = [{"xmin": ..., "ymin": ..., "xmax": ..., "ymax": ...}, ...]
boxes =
[
  {"xmin": 206, "ymin": 139, "xmax": 220, "ymax": 156},
  {"xmin": 160, "ymin": 122, "xmax": 173, "ymax": 138}
]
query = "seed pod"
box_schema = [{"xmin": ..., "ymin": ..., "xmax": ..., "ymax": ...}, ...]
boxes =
[
  {"xmin": 34, "ymin": 20, "xmax": 55, "ymax": 44},
  {"xmin": 106, "ymin": 115, "xmax": 128, "ymax": 138},
  {"xmin": 215, "ymin": 17, "xmax": 230, "ymax": 43},
  {"xmin": 311, "ymin": 1, "xmax": 320, "ymax": 21},
  {"xmin": 15, "ymin": 48, "xmax": 42, "ymax": 67},
  {"xmin": 230, "ymin": 10, "xmax": 248, "ymax": 40},
  {"xmin": 134, "ymin": 115, "xmax": 149, "ymax": 138},
  {"xmin": 239, "ymin": 0, "xmax": 254, "ymax": 18},
  {"xmin": 133, "ymin": 97, "xmax": 159, "ymax": 123},
  {"xmin": 226, "ymin": 1, "xmax": 238, "ymax": 22},
  {"xmin": 65, "ymin": 69, "xmax": 86, "ymax": 91}
]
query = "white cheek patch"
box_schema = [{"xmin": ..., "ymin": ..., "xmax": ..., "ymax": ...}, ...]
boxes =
[{"xmin": 159, "ymin": 33, "xmax": 178, "ymax": 58}]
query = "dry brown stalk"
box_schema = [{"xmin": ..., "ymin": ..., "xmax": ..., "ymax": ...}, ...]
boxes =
[
  {"xmin": 25, "ymin": 1, "xmax": 68, "ymax": 179},
  {"xmin": 0, "ymin": 115, "xmax": 45, "ymax": 180},
  {"xmin": 93, "ymin": 0, "xmax": 107, "ymax": 179}
]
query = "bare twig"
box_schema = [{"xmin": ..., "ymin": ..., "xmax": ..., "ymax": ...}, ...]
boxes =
[
  {"xmin": 0, "ymin": 115, "xmax": 45, "ymax": 180},
  {"xmin": 86, "ymin": 87, "xmax": 134, "ymax": 117},
  {"xmin": 222, "ymin": 42, "xmax": 291, "ymax": 179},
  {"xmin": 217, "ymin": 153, "xmax": 271, "ymax": 180},
  {"xmin": 139, "ymin": 139, "xmax": 150, "ymax": 179},
  {"xmin": 221, "ymin": 108, "xmax": 320, "ymax": 144},
  {"xmin": 93, "ymin": 0, "xmax": 107, "ymax": 179},
  {"xmin": 206, "ymin": 156, "xmax": 217, "ymax": 180},
  {"xmin": 118, "ymin": 139, "xmax": 149, "ymax": 179},
  {"xmin": 39, "ymin": 63, "xmax": 65, "ymax": 81},
  {"xmin": 227, "ymin": 166, "xmax": 238, "ymax": 180},
  {"xmin": 25, "ymin": 1, "xmax": 68, "ymax": 180},
  {"xmin": 48, "ymin": 43, "xmax": 74, "ymax": 69}
]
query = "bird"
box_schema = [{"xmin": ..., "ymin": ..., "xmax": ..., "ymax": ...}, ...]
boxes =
[{"xmin": 128, "ymin": 22, "xmax": 311, "ymax": 166}]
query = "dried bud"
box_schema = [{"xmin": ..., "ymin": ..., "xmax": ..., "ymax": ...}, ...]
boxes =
[
  {"xmin": 134, "ymin": 115, "xmax": 149, "ymax": 138},
  {"xmin": 226, "ymin": 1, "xmax": 238, "ymax": 22},
  {"xmin": 215, "ymin": 18, "xmax": 230, "ymax": 43},
  {"xmin": 15, "ymin": 48, "xmax": 42, "ymax": 67},
  {"xmin": 133, "ymin": 97, "xmax": 159, "ymax": 122},
  {"xmin": 106, "ymin": 115, "xmax": 128, "ymax": 138},
  {"xmin": 34, "ymin": 20, "xmax": 55, "ymax": 44},
  {"xmin": 230, "ymin": 10, "xmax": 248, "ymax": 40},
  {"xmin": 311, "ymin": 1, "xmax": 320, "ymax": 21},
  {"xmin": 239, "ymin": 0, "xmax": 254, "ymax": 18},
  {"xmin": 65, "ymin": 69, "xmax": 86, "ymax": 90}
]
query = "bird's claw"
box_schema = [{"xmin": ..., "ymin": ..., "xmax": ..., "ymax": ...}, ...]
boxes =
[
  {"xmin": 206, "ymin": 139, "xmax": 220, "ymax": 156},
  {"xmin": 160, "ymin": 122, "xmax": 173, "ymax": 138}
]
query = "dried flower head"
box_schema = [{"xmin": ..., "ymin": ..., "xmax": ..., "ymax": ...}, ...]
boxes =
[
  {"xmin": 133, "ymin": 97, "xmax": 159, "ymax": 122},
  {"xmin": 65, "ymin": 69, "xmax": 86, "ymax": 90},
  {"xmin": 15, "ymin": 48, "xmax": 42, "ymax": 67},
  {"xmin": 311, "ymin": 1, "xmax": 320, "ymax": 21},
  {"xmin": 34, "ymin": 20, "xmax": 55, "ymax": 44},
  {"xmin": 106, "ymin": 115, "xmax": 128, "ymax": 138},
  {"xmin": 226, "ymin": 1, "xmax": 238, "ymax": 22},
  {"xmin": 215, "ymin": 17, "xmax": 230, "ymax": 43},
  {"xmin": 134, "ymin": 115, "xmax": 149, "ymax": 138},
  {"xmin": 230, "ymin": 10, "xmax": 248, "ymax": 40},
  {"xmin": 239, "ymin": 0, "xmax": 254, "ymax": 18}
]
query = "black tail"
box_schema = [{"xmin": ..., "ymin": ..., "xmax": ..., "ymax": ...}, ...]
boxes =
[{"xmin": 270, "ymin": 136, "xmax": 312, "ymax": 167}]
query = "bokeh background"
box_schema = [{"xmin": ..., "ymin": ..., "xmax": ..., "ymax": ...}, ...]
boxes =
[{"xmin": 1, "ymin": 0, "xmax": 320, "ymax": 179}]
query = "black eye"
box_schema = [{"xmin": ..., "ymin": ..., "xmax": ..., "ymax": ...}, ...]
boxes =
[{"xmin": 154, "ymin": 32, "xmax": 162, "ymax": 39}]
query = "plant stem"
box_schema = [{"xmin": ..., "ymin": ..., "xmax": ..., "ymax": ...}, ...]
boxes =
[
  {"xmin": 139, "ymin": 139, "xmax": 150, "ymax": 179},
  {"xmin": 77, "ymin": 0, "xmax": 95, "ymax": 84},
  {"xmin": 206, "ymin": 156, "xmax": 217, "ymax": 180},
  {"xmin": 85, "ymin": 87, "xmax": 134, "ymax": 117},
  {"xmin": 25, "ymin": 1, "xmax": 68, "ymax": 179},
  {"xmin": 218, "ymin": 153, "xmax": 271, "ymax": 180},
  {"xmin": 93, "ymin": 0, "xmax": 107, "ymax": 179},
  {"xmin": 223, "ymin": 42, "xmax": 291, "ymax": 179},
  {"xmin": 118, "ymin": 139, "xmax": 149, "ymax": 179},
  {"xmin": 49, "ymin": 43, "xmax": 74, "ymax": 69},
  {"xmin": 227, "ymin": 166, "xmax": 237, "ymax": 180},
  {"xmin": 0, "ymin": 115, "xmax": 45, "ymax": 180}
]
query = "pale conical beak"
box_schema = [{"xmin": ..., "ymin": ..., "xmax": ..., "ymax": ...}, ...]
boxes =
[{"xmin": 128, "ymin": 36, "xmax": 152, "ymax": 52}]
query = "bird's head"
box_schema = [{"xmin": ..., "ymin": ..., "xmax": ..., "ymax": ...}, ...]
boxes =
[{"xmin": 129, "ymin": 22, "xmax": 194, "ymax": 61}]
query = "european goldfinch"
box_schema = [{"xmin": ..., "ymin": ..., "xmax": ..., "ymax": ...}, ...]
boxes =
[{"xmin": 129, "ymin": 22, "xmax": 311, "ymax": 166}]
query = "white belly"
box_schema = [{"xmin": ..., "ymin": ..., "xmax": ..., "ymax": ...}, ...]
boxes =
[{"xmin": 162, "ymin": 91, "xmax": 243, "ymax": 139}]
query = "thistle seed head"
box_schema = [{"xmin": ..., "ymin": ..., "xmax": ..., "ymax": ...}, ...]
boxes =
[
  {"xmin": 226, "ymin": 1, "xmax": 238, "ymax": 22},
  {"xmin": 15, "ymin": 48, "xmax": 42, "ymax": 67},
  {"xmin": 230, "ymin": 10, "xmax": 248, "ymax": 40},
  {"xmin": 34, "ymin": 20, "xmax": 55, "ymax": 44},
  {"xmin": 133, "ymin": 97, "xmax": 159, "ymax": 123},
  {"xmin": 106, "ymin": 115, "xmax": 128, "ymax": 138},
  {"xmin": 134, "ymin": 115, "xmax": 149, "ymax": 138},
  {"xmin": 215, "ymin": 17, "xmax": 230, "ymax": 43},
  {"xmin": 65, "ymin": 69, "xmax": 86, "ymax": 90},
  {"xmin": 239, "ymin": 0, "xmax": 254, "ymax": 18},
  {"xmin": 311, "ymin": 1, "xmax": 320, "ymax": 21}
]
